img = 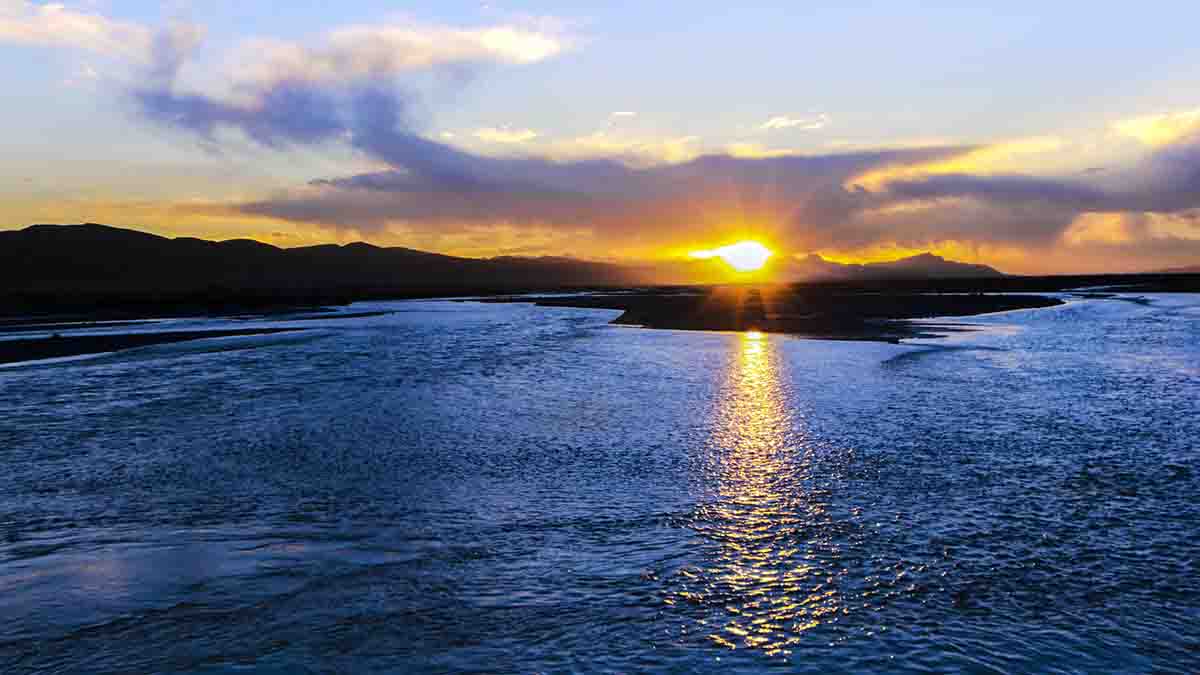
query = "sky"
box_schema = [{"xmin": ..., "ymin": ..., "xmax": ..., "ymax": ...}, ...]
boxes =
[{"xmin": 2, "ymin": 1, "xmax": 1200, "ymax": 274}]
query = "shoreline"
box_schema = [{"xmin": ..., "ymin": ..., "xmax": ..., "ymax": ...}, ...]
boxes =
[
  {"xmin": 0, "ymin": 328, "xmax": 304, "ymax": 366},
  {"xmin": 0, "ymin": 279, "xmax": 1178, "ymax": 357}
]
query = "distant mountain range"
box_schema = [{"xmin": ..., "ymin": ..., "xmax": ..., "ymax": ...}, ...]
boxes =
[
  {"xmin": 0, "ymin": 224, "xmax": 1006, "ymax": 298},
  {"xmin": 784, "ymin": 252, "xmax": 1004, "ymax": 281}
]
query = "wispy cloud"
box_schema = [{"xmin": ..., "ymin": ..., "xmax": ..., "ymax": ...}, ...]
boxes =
[
  {"xmin": 724, "ymin": 142, "xmax": 800, "ymax": 159},
  {"xmin": 229, "ymin": 23, "xmax": 567, "ymax": 89},
  {"xmin": 546, "ymin": 132, "xmax": 701, "ymax": 163},
  {"xmin": 759, "ymin": 114, "xmax": 829, "ymax": 132},
  {"xmin": 473, "ymin": 127, "xmax": 539, "ymax": 144},
  {"xmin": 851, "ymin": 136, "xmax": 1068, "ymax": 189},
  {"xmin": 0, "ymin": 0, "xmax": 153, "ymax": 60}
]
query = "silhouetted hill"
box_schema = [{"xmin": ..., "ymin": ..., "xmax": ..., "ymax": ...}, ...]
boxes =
[
  {"xmin": 785, "ymin": 253, "xmax": 1003, "ymax": 280},
  {"xmin": 0, "ymin": 224, "xmax": 637, "ymax": 295},
  {"xmin": 0, "ymin": 225, "xmax": 1007, "ymax": 298}
]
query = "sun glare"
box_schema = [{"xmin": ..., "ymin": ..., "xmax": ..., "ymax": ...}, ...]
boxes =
[{"xmin": 689, "ymin": 241, "xmax": 774, "ymax": 272}]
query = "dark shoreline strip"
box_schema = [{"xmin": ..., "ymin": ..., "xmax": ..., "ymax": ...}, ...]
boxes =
[
  {"xmin": 234, "ymin": 310, "xmax": 393, "ymax": 322},
  {"xmin": 0, "ymin": 328, "xmax": 303, "ymax": 365},
  {"xmin": 481, "ymin": 290, "xmax": 1064, "ymax": 343},
  {"xmin": 0, "ymin": 319, "xmax": 162, "ymax": 335}
]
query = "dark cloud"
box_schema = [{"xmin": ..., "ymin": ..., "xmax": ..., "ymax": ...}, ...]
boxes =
[
  {"xmin": 134, "ymin": 82, "xmax": 345, "ymax": 148},
  {"xmin": 1135, "ymin": 136, "xmax": 1200, "ymax": 210},
  {"xmin": 231, "ymin": 134, "xmax": 1196, "ymax": 252},
  {"xmin": 879, "ymin": 136, "xmax": 1200, "ymax": 218},
  {"xmin": 884, "ymin": 174, "xmax": 1107, "ymax": 210},
  {"xmin": 234, "ymin": 146, "xmax": 975, "ymax": 255}
]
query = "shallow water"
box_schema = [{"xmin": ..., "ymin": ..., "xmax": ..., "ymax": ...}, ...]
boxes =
[{"xmin": 1, "ymin": 295, "xmax": 1197, "ymax": 673}]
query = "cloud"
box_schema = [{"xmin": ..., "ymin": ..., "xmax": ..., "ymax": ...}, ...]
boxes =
[
  {"xmin": 0, "ymin": 0, "xmax": 153, "ymax": 60},
  {"xmin": 724, "ymin": 142, "xmax": 801, "ymax": 159},
  {"xmin": 547, "ymin": 132, "xmax": 701, "ymax": 163},
  {"xmin": 219, "ymin": 144, "xmax": 976, "ymax": 259},
  {"xmin": 0, "ymin": 3, "xmax": 565, "ymax": 83},
  {"xmin": 134, "ymin": 80, "xmax": 349, "ymax": 149},
  {"xmin": 473, "ymin": 127, "xmax": 539, "ymax": 143},
  {"xmin": 847, "ymin": 133, "xmax": 1200, "ymax": 261},
  {"xmin": 228, "ymin": 23, "xmax": 566, "ymax": 89},
  {"xmin": 147, "ymin": 27, "xmax": 1193, "ymax": 260},
  {"xmin": 852, "ymin": 136, "xmax": 1068, "ymax": 188},
  {"xmin": 16, "ymin": 3, "xmax": 1197, "ymax": 269},
  {"xmin": 1112, "ymin": 109, "xmax": 1200, "ymax": 147},
  {"xmin": 883, "ymin": 173, "xmax": 1107, "ymax": 210},
  {"xmin": 760, "ymin": 114, "xmax": 829, "ymax": 132},
  {"xmin": 129, "ymin": 18, "xmax": 564, "ymax": 154},
  {"xmin": 880, "ymin": 133, "xmax": 1200, "ymax": 216},
  {"xmin": 610, "ymin": 111, "xmax": 636, "ymax": 117},
  {"xmin": 833, "ymin": 194, "xmax": 1084, "ymax": 251}
]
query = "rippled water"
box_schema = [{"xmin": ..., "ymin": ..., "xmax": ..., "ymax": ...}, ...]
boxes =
[{"xmin": 1, "ymin": 295, "xmax": 1198, "ymax": 673}]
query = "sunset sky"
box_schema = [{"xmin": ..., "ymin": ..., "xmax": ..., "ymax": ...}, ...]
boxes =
[{"xmin": 3, "ymin": 1, "xmax": 1200, "ymax": 273}]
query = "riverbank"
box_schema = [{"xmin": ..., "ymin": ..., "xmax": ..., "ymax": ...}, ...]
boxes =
[{"xmin": 0, "ymin": 328, "xmax": 304, "ymax": 365}]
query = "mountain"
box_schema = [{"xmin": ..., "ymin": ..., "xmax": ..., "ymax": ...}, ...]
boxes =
[
  {"xmin": 783, "ymin": 253, "xmax": 1004, "ymax": 281},
  {"xmin": 0, "ymin": 224, "xmax": 1006, "ymax": 307},
  {"xmin": 0, "ymin": 223, "xmax": 638, "ymax": 295}
]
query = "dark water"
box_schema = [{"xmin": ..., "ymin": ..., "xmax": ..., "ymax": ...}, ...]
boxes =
[{"xmin": 1, "ymin": 295, "xmax": 1198, "ymax": 673}]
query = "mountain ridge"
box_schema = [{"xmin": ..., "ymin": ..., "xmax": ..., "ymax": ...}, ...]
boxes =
[
  {"xmin": 0, "ymin": 223, "xmax": 633, "ymax": 293},
  {"xmin": 784, "ymin": 252, "xmax": 1004, "ymax": 280},
  {"xmin": 2, "ymin": 224, "xmax": 1007, "ymax": 297}
]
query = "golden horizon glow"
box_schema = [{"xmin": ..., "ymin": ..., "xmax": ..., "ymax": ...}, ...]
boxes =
[{"xmin": 689, "ymin": 240, "xmax": 774, "ymax": 272}]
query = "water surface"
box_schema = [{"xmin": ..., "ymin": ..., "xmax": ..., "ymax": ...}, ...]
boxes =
[{"xmin": 1, "ymin": 295, "xmax": 1197, "ymax": 672}]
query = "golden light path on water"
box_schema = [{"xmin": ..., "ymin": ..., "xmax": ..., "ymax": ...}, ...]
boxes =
[{"xmin": 669, "ymin": 330, "xmax": 848, "ymax": 656}]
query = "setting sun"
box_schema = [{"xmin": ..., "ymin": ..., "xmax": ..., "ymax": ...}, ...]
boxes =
[{"xmin": 689, "ymin": 241, "xmax": 774, "ymax": 272}]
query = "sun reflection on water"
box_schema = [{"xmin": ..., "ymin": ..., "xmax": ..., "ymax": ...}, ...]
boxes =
[{"xmin": 668, "ymin": 331, "xmax": 846, "ymax": 656}]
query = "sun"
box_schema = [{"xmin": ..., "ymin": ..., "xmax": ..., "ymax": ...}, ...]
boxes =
[{"xmin": 689, "ymin": 240, "xmax": 774, "ymax": 272}]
